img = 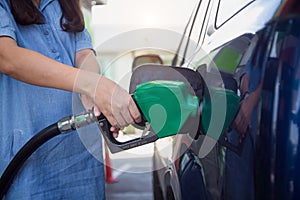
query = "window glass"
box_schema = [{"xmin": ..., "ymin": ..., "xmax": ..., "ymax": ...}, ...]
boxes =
[{"xmin": 216, "ymin": 0, "xmax": 255, "ymax": 28}]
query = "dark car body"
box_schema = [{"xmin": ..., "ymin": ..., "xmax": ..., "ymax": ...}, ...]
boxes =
[{"xmin": 152, "ymin": 0, "xmax": 300, "ymax": 199}]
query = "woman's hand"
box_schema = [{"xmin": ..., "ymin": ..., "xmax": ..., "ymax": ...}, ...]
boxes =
[
  {"xmin": 80, "ymin": 94, "xmax": 101, "ymax": 115},
  {"xmin": 80, "ymin": 94, "xmax": 120, "ymax": 136},
  {"xmin": 75, "ymin": 49, "xmax": 141, "ymax": 131},
  {"xmin": 80, "ymin": 77, "xmax": 140, "ymax": 134},
  {"xmin": 94, "ymin": 76, "xmax": 141, "ymax": 129}
]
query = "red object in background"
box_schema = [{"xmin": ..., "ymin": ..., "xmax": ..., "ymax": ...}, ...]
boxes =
[{"xmin": 104, "ymin": 142, "xmax": 118, "ymax": 183}]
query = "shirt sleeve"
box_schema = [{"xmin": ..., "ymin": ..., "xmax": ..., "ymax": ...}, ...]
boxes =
[
  {"xmin": 75, "ymin": 28, "xmax": 93, "ymax": 52},
  {"xmin": 0, "ymin": 4, "xmax": 16, "ymax": 41}
]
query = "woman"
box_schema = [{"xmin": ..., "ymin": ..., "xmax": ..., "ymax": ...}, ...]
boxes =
[{"xmin": 0, "ymin": 0, "xmax": 141, "ymax": 199}]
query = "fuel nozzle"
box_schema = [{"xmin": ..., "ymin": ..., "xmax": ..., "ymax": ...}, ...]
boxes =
[{"xmin": 98, "ymin": 80, "xmax": 200, "ymax": 153}]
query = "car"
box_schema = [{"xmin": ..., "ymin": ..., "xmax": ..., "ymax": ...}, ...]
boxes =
[
  {"xmin": 148, "ymin": 0, "xmax": 300, "ymax": 199},
  {"xmin": 152, "ymin": 32, "xmax": 255, "ymax": 200}
]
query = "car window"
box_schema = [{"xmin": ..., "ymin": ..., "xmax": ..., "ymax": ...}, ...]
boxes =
[
  {"xmin": 215, "ymin": 0, "xmax": 255, "ymax": 28},
  {"xmin": 194, "ymin": 34, "xmax": 252, "ymax": 73}
]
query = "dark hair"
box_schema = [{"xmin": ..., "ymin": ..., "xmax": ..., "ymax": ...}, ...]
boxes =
[{"xmin": 9, "ymin": 0, "xmax": 84, "ymax": 32}]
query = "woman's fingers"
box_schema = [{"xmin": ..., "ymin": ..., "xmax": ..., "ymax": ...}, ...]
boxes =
[
  {"xmin": 129, "ymin": 97, "xmax": 142, "ymax": 123},
  {"xmin": 94, "ymin": 77, "xmax": 141, "ymax": 129}
]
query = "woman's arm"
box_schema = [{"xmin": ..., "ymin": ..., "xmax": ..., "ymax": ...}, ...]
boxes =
[
  {"xmin": 0, "ymin": 36, "xmax": 141, "ymax": 128},
  {"xmin": 0, "ymin": 36, "xmax": 77, "ymax": 92}
]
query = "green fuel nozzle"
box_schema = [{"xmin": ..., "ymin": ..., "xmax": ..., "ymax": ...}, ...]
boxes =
[
  {"xmin": 133, "ymin": 80, "xmax": 199, "ymax": 138},
  {"xmin": 98, "ymin": 80, "xmax": 200, "ymax": 153}
]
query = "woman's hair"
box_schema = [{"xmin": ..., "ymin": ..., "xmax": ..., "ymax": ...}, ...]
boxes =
[{"xmin": 9, "ymin": 0, "xmax": 84, "ymax": 32}]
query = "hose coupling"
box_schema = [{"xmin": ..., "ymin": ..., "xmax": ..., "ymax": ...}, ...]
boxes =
[{"xmin": 57, "ymin": 110, "xmax": 97, "ymax": 133}]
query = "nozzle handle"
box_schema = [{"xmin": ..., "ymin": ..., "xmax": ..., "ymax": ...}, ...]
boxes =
[{"xmin": 97, "ymin": 114, "xmax": 158, "ymax": 153}]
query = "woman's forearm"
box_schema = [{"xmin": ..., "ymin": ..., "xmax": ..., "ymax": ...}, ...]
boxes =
[{"xmin": 0, "ymin": 37, "xmax": 97, "ymax": 97}]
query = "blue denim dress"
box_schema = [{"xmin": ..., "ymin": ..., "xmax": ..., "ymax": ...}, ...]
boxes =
[{"xmin": 0, "ymin": 0, "xmax": 105, "ymax": 199}]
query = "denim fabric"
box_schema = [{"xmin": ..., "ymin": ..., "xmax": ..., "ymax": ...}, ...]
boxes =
[{"xmin": 0, "ymin": 0, "xmax": 105, "ymax": 199}]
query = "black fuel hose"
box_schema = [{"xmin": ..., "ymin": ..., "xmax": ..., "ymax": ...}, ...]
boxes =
[{"xmin": 0, "ymin": 123, "xmax": 61, "ymax": 199}]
